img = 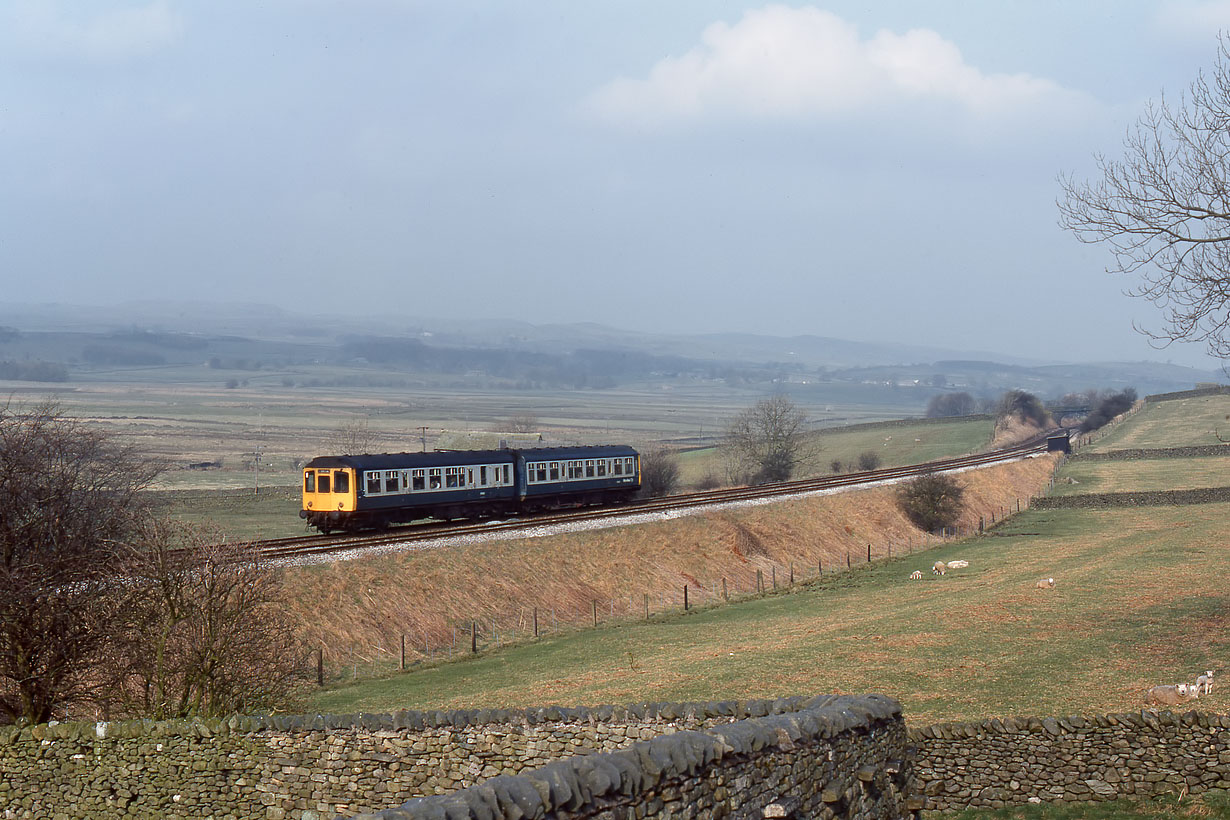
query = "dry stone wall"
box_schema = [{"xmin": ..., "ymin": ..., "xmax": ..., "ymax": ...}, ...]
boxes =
[
  {"xmin": 911, "ymin": 710, "xmax": 1230, "ymax": 811},
  {"xmin": 1, "ymin": 696, "xmax": 904, "ymax": 820}
]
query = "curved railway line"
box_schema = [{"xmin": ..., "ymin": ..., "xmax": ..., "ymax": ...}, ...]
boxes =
[{"xmin": 253, "ymin": 433, "xmax": 1057, "ymax": 563}]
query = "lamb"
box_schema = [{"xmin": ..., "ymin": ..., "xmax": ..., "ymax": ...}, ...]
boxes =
[
  {"xmin": 932, "ymin": 561, "xmax": 947, "ymax": 575},
  {"xmin": 946, "ymin": 559, "xmax": 969, "ymax": 569},
  {"xmin": 909, "ymin": 570, "xmax": 923, "ymax": 580},
  {"xmin": 1035, "ymin": 577, "xmax": 1055, "ymax": 589},
  {"xmin": 1195, "ymin": 670, "xmax": 1214, "ymax": 695}
]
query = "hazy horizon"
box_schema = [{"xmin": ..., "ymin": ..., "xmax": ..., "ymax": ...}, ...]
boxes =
[{"xmin": 3, "ymin": 2, "xmax": 1229, "ymax": 369}]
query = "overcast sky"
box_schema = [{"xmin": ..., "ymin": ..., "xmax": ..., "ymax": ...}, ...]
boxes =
[{"xmin": 2, "ymin": 1, "xmax": 1228, "ymax": 368}]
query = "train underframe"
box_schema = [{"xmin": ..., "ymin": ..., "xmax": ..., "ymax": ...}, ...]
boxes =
[{"xmin": 302, "ymin": 487, "xmax": 638, "ymax": 534}]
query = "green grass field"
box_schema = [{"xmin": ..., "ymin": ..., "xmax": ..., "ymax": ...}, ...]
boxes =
[
  {"xmin": 676, "ymin": 416, "xmax": 994, "ymax": 486},
  {"xmin": 1085, "ymin": 394, "xmax": 1230, "ymax": 451},
  {"xmin": 1050, "ymin": 456, "xmax": 1230, "ymax": 495}
]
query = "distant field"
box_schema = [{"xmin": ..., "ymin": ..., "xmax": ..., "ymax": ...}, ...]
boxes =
[
  {"xmin": 1084, "ymin": 394, "xmax": 1230, "ymax": 451},
  {"xmin": 676, "ymin": 416, "xmax": 994, "ymax": 486},
  {"xmin": 1050, "ymin": 456, "xmax": 1230, "ymax": 495}
]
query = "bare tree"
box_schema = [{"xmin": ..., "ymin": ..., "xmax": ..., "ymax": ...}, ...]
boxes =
[
  {"xmin": 1059, "ymin": 37, "xmax": 1230, "ymax": 358},
  {"xmin": 897, "ymin": 471, "xmax": 965, "ymax": 532},
  {"xmin": 925, "ymin": 392, "xmax": 976, "ymax": 418},
  {"xmin": 722, "ymin": 395, "xmax": 816, "ymax": 484},
  {"xmin": 507, "ymin": 414, "xmax": 539, "ymax": 434},
  {"xmin": 0, "ymin": 401, "xmax": 159, "ymax": 724},
  {"xmin": 638, "ymin": 448, "xmax": 681, "ymax": 497},
  {"xmin": 326, "ymin": 418, "xmax": 377, "ymax": 455},
  {"xmin": 111, "ymin": 522, "xmax": 309, "ymax": 720}
]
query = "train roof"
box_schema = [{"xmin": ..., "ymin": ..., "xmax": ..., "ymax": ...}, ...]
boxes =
[
  {"xmin": 304, "ymin": 444, "xmax": 638, "ymax": 471},
  {"xmin": 305, "ymin": 450, "xmax": 515, "ymax": 471},
  {"xmin": 514, "ymin": 444, "xmax": 638, "ymax": 460}
]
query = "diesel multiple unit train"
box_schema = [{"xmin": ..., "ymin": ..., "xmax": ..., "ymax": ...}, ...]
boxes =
[{"xmin": 300, "ymin": 445, "xmax": 641, "ymax": 533}]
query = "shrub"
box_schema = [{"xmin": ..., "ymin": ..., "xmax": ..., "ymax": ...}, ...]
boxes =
[
  {"xmin": 639, "ymin": 448, "xmax": 680, "ymax": 497},
  {"xmin": 925, "ymin": 392, "xmax": 976, "ymax": 418},
  {"xmin": 897, "ymin": 471, "xmax": 965, "ymax": 532},
  {"xmin": 856, "ymin": 451, "xmax": 882, "ymax": 471},
  {"xmin": 1079, "ymin": 388, "xmax": 1138, "ymax": 433}
]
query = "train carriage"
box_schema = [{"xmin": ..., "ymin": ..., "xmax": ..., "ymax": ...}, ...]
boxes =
[{"xmin": 300, "ymin": 445, "xmax": 640, "ymax": 533}]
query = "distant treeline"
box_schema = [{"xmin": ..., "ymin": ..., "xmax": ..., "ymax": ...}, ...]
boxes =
[
  {"xmin": 108, "ymin": 328, "xmax": 208, "ymax": 350},
  {"xmin": 82, "ymin": 346, "xmax": 167, "ymax": 366},
  {"xmin": 0, "ymin": 360, "xmax": 68, "ymax": 382}
]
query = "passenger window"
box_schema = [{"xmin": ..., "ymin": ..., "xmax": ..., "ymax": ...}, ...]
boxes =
[
  {"xmin": 480, "ymin": 466, "xmax": 488, "ymax": 485},
  {"xmin": 597, "ymin": 460, "xmax": 606, "ymax": 477},
  {"xmin": 412, "ymin": 470, "xmax": 425, "ymax": 491},
  {"xmin": 429, "ymin": 469, "xmax": 442, "ymax": 490},
  {"xmin": 318, "ymin": 474, "xmax": 331, "ymax": 494},
  {"xmin": 366, "ymin": 473, "xmax": 381, "ymax": 494},
  {"xmin": 535, "ymin": 465, "xmax": 547, "ymax": 482},
  {"xmin": 585, "ymin": 460, "xmax": 595, "ymax": 478},
  {"xmin": 626, "ymin": 458, "xmax": 635, "ymax": 473},
  {"xmin": 613, "ymin": 460, "xmax": 623, "ymax": 475},
  {"xmin": 502, "ymin": 465, "xmax": 510, "ymax": 484},
  {"xmin": 385, "ymin": 471, "xmax": 399, "ymax": 493},
  {"xmin": 305, "ymin": 471, "xmax": 316, "ymax": 492},
  {"xmin": 335, "ymin": 472, "xmax": 349, "ymax": 493},
  {"xmin": 446, "ymin": 468, "xmax": 459, "ymax": 489},
  {"xmin": 549, "ymin": 462, "xmax": 560, "ymax": 481}
]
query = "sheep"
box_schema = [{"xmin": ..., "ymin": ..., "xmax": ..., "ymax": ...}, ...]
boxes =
[
  {"xmin": 932, "ymin": 561, "xmax": 947, "ymax": 575},
  {"xmin": 909, "ymin": 570, "xmax": 923, "ymax": 580},
  {"xmin": 1145, "ymin": 684, "xmax": 1197, "ymax": 706},
  {"xmin": 1035, "ymin": 577, "xmax": 1055, "ymax": 589},
  {"xmin": 946, "ymin": 559, "xmax": 969, "ymax": 569},
  {"xmin": 1195, "ymin": 670, "xmax": 1214, "ymax": 695}
]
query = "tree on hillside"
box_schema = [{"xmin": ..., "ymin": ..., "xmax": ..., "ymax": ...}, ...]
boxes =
[
  {"xmin": 0, "ymin": 401, "xmax": 159, "ymax": 724},
  {"xmin": 110, "ymin": 522, "xmax": 308, "ymax": 720},
  {"xmin": 925, "ymin": 392, "xmax": 976, "ymax": 418},
  {"xmin": 638, "ymin": 448, "xmax": 681, "ymax": 498},
  {"xmin": 1059, "ymin": 36, "xmax": 1230, "ymax": 359},
  {"xmin": 996, "ymin": 390, "xmax": 1051, "ymax": 428},
  {"xmin": 722, "ymin": 395, "xmax": 816, "ymax": 484},
  {"xmin": 897, "ymin": 471, "xmax": 966, "ymax": 532},
  {"xmin": 1079, "ymin": 388, "xmax": 1138, "ymax": 433}
]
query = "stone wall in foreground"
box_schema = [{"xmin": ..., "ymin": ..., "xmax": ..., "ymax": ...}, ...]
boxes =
[
  {"xmin": 911, "ymin": 710, "xmax": 1230, "ymax": 812},
  {"xmin": 2, "ymin": 697, "xmax": 900, "ymax": 820},
  {"xmin": 345, "ymin": 694, "xmax": 911, "ymax": 820}
]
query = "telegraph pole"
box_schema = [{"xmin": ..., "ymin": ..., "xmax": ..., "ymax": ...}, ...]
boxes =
[{"xmin": 417, "ymin": 427, "xmax": 429, "ymax": 452}]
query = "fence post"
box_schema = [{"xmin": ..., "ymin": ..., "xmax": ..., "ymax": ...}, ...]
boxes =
[
  {"xmin": 593, "ymin": 600, "xmax": 598, "ymax": 627},
  {"xmin": 471, "ymin": 621, "xmax": 477, "ymax": 654},
  {"xmin": 317, "ymin": 647, "xmax": 324, "ymax": 687},
  {"xmin": 683, "ymin": 584, "xmax": 689, "ymax": 611},
  {"xmin": 818, "ymin": 558, "xmax": 822, "ymax": 576},
  {"xmin": 722, "ymin": 577, "xmax": 728, "ymax": 601},
  {"xmin": 867, "ymin": 543, "xmax": 871, "ymax": 563},
  {"xmin": 789, "ymin": 562, "xmax": 794, "ymax": 585},
  {"xmin": 756, "ymin": 569, "xmax": 764, "ymax": 593},
  {"xmin": 400, "ymin": 635, "xmax": 406, "ymax": 671},
  {"xmin": 846, "ymin": 552, "xmax": 851, "ymax": 569},
  {"xmin": 771, "ymin": 567, "xmax": 776, "ymax": 590},
  {"xmin": 534, "ymin": 607, "xmax": 539, "ymax": 638},
  {"xmin": 644, "ymin": 593, "xmax": 650, "ymax": 620}
]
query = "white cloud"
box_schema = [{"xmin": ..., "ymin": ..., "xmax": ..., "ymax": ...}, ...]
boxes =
[
  {"xmin": 5, "ymin": 1, "xmax": 184, "ymax": 61},
  {"xmin": 586, "ymin": 5, "xmax": 1085, "ymax": 129}
]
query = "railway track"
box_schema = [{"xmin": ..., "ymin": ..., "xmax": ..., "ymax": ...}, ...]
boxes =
[{"xmin": 253, "ymin": 434, "xmax": 1054, "ymax": 563}]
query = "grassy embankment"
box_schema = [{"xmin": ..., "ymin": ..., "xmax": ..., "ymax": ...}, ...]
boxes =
[{"xmin": 291, "ymin": 395, "xmax": 1230, "ymax": 817}]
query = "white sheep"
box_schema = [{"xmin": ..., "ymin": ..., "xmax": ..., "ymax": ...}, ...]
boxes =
[
  {"xmin": 1195, "ymin": 670, "xmax": 1214, "ymax": 695},
  {"xmin": 932, "ymin": 561, "xmax": 947, "ymax": 576},
  {"xmin": 1145, "ymin": 684, "xmax": 1197, "ymax": 706},
  {"xmin": 946, "ymin": 559, "xmax": 969, "ymax": 569},
  {"xmin": 909, "ymin": 570, "xmax": 923, "ymax": 580},
  {"xmin": 1035, "ymin": 577, "xmax": 1055, "ymax": 589}
]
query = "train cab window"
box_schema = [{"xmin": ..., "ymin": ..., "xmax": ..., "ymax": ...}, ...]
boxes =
[
  {"xmin": 585, "ymin": 460, "xmax": 595, "ymax": 478},
  {"xmin": 335, "ymin": 472, "xmax": 349, "ymax": 493},
  {"xmin": 549, "ymin": 462, "xmax": 560, "ymax": 481},
  {"xmin": 318, "ymin": 474, "xmax": 331, "ymax": 494},
  {"xmin": 597, "ymin": 460, "xmax": 607, "ymax": 477},
  {"xmin": 384, "ymin": 471, "xmax": 399, "ymax": 493},
  {"xmin": 429, "ymin": 469, "xmax": 442, "ymax": 490},
  {"xmin": 305, "ymin": 471, "xmax": 316, "ymax": 492},
  {"xmin": 412, "ymin": 469, "xmax": 425, "ymax": 491},
  {"xmin": 613, "ymin": 460, "xmax": 623, "ymax": 476}
]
